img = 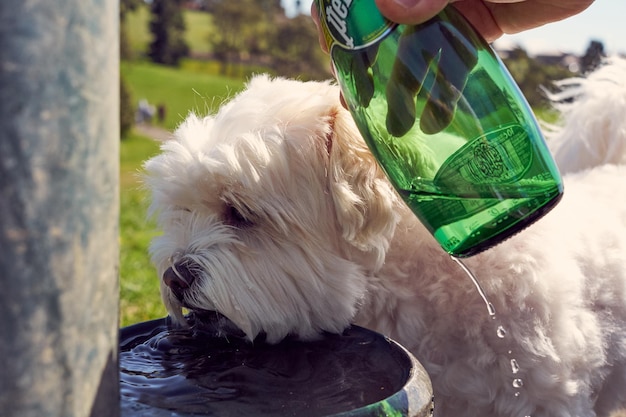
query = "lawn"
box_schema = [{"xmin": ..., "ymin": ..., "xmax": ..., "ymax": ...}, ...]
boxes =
[
  {"xmin": 121, "ymin": 60, "xmax": 246, "ymax": 131},
  {"xmin": 120, "ymin": 130, "xmax": 163, "ymax": 327}
]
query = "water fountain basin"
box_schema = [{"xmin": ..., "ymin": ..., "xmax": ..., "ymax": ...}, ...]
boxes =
[{"xmin": 120, "ymin": 312, "xmax": 433, "ymax": 417}]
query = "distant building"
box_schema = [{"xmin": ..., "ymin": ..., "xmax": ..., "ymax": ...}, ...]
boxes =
[
  {"xmin": 493, "ymin": 42, "xmax": 581, "ymax": 74},
  {"xmin": 535, "ymin": 52, "xmax": 581, "ymax": 73}
]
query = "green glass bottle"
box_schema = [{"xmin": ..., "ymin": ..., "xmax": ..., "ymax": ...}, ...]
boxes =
[{"xmin": 315, "ymin": 0, "xmax": 563, "ymax": 257}]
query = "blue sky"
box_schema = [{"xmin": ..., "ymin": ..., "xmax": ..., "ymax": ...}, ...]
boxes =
[
  {"xmin": 289, "ymin": 1, "xmax": 626, "ymax": 56},
  {"xmin": 494, "ymin": 1, "xmax": 626, "ymax": 55}
]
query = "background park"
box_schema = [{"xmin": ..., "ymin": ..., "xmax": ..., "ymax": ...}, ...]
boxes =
[{"xmin": 118, "ymin": 0, "xmax": 611, "ymax": 327}]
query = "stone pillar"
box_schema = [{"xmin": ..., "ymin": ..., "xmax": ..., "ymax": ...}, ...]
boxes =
[{"xmin": 0, "ymin": 0, "xmax": 120, "ymax": 416}]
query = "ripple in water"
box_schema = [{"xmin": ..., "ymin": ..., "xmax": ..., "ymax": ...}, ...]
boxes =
[{"xmin": 120, "ymin": 312, "xmax": 411, "ymax": 417}]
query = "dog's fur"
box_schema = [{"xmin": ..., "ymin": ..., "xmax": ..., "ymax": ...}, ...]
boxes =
[
  {"xmin": 547, "ymin": 57, "xmax": 626, "ymax": 174},
  {"xmin": 144, "ymin": 58, "xmax": 626, "ymax": 417}
]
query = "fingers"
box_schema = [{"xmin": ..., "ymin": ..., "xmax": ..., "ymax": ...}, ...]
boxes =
[
  {"xmin": 310, "ymin": 3, "xmax": 328, "ymax": 53},
  {"xmin": 373, "ymin": 0, "xmax": 508, "ymax": 42},
  {"xmin": 374, "ymin": 0, "xmax": 450, "ymax": 24}
]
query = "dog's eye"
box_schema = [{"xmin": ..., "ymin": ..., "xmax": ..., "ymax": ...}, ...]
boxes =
[{"xmin": 224, "ymin": 204, "xmax": 253, "ymax": 228}]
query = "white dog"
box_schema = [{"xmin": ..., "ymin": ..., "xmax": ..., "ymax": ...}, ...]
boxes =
[{"xmin": 144, "ymin": 58, "xmax": 626, "ymax": 417}]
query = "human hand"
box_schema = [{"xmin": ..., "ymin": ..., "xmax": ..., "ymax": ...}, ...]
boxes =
[
  {"xmin": 313, "ymin": 0, "xmax": 593, "ymax": 50},
  {"xmin": 368, "ymin": 0, "xmax": 594, "ymax": 43}
]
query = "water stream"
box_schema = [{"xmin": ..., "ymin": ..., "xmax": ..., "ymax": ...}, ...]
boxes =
[{"xmin": 451, "ymin": 256, "xmax": 529, "ymax": 411}]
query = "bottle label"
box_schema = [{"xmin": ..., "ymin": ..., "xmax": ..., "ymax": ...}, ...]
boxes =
[
  {"xmin": 316, "ymin": 0, "xmax": 396, "ymax": 50},
  {"xmin": 434, "ymin": 123, "xmax": 532, "ymax": 188}
]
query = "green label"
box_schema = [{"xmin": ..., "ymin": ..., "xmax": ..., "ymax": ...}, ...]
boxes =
[
  {"xmin": 316, "ymin": 0, "xmax": 395, "ymax": 50},
  {"xmin": 434, "ymin": 123, "xmax": 532, "ymax": 188}
]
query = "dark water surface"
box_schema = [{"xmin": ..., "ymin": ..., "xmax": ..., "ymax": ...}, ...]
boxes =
[{"xmin": 120, "ymin": 313, "xmax": 412, "ymax": 417}]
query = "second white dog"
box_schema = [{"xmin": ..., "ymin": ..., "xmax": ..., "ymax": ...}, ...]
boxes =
[{"xmin": 144, "ymin": 60, "xmax": 626, "ymax": 417}]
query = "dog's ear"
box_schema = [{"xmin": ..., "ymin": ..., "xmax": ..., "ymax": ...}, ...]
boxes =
[{"xmin": 324, "ymin": 106, "xmax": 400, "ymax": 268}]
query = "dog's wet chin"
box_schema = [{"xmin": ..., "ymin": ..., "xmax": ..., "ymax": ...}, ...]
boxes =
[
  {"xmin": 164, "ymin": 292, "xmax": 263, "ymax": 341},
  {"xmin": 164, "ymin": 302, "xmax": 251, "ymax": 339},
  {"xmin": 187, "ymin": 309, "xmax": 252, "ymax": 339}
]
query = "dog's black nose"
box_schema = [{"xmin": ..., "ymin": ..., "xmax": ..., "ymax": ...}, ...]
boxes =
[{"xmin": 163, "ymin": 262, "xmax": 197, "ymax": 301}]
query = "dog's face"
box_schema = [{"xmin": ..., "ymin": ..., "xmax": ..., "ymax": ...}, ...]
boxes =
[{"xmin": 144, "ymin": 76, "xmax": 400, "ymax": 343}]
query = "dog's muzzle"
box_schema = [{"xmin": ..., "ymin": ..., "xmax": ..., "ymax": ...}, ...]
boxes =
[{"xmin": 163, "ymin": 262, "xmax": 197, "ymax": 302}]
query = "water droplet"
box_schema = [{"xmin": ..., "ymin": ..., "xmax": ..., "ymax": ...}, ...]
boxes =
[
  {"xmin": 497, "ymin": 325, "xmax": 507, "ymax": 338},
  {"xmin": 514, "ymin": 392, "xmax": 520, "ymax": 397},
  {"xmin": 513, "ymin": 378, "xmax": 524, "ymax": 388},
  {"xmin": 510, "ymin": 359, "xmax": 520, "ymax": 374}
]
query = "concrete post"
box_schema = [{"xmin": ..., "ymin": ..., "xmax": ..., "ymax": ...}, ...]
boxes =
[{"xmin": 0, "ymin": 0, "xmax": 120, "ymax": 416}]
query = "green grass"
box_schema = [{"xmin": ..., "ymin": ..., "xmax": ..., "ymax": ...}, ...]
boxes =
[
  {"xmin": 120, "ymin": 130, "xmax": 164, "ymax": 327},
  {"xmin": 533, "ymin": 107, "xmax": 561, "ymax": 125},
  {"xmin": 121, "ymin": 60, "xmax": 246, "ymax": 131}
]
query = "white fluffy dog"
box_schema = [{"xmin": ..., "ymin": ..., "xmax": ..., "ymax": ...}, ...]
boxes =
[{"xmin": 144, "ymin": 58, "xmax": 626, "ymax": 417}]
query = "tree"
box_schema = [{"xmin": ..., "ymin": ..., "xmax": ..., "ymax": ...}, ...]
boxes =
[
  {"xmin": 209, "ymin": 0, "xmax": 275, "ymax": 75},
  {"xmin": 501, "ymin": 47, "xmax": 575, "ymax": 108},
  {"xmin": 120, "ymin": 76, "xmax": 135, "ymax": 138},
  {"xmin": 148, "ymin": 0, "xmax": 190, "ymax": 66},
  {"xmin": 580, "ymin": 40, "xmax": 605, "ymax": 74},
  {"xmin": 208, "ymin": 1, "xmax": 328, "ymax": 79},
  {"xmin": 120, "ymin": 0, "xmax": 142, "ymax": 139},
  {"xmin": 120, "ymin": 0, "xmax": 142, "ymax": 60},
  {"xmin": 271, "ymin": 15, "xmax": 328, "ymax": 79}
]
